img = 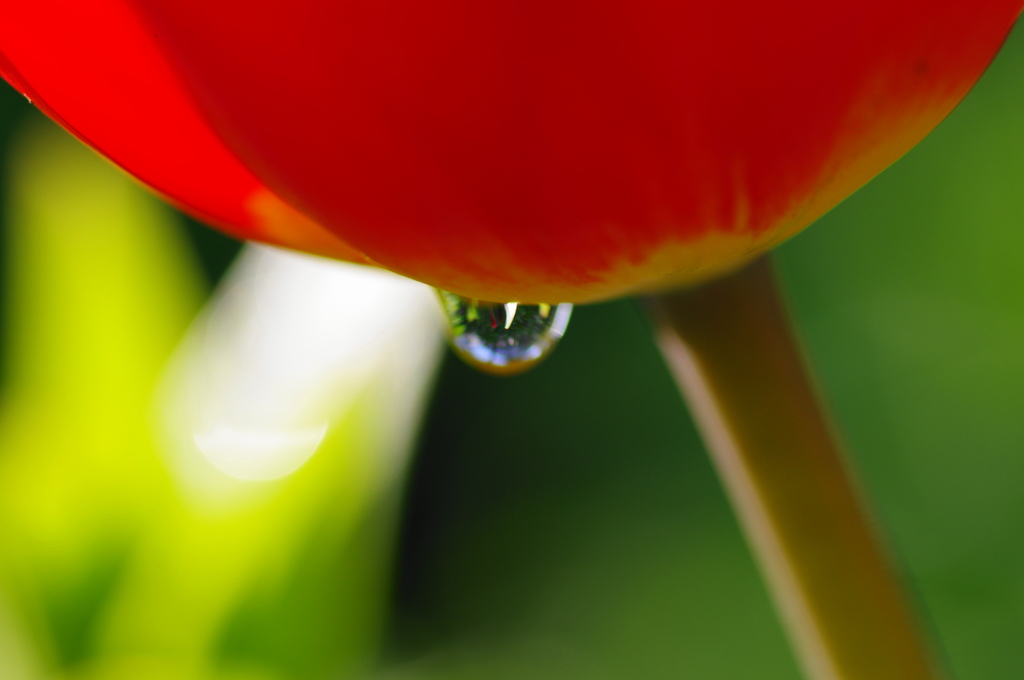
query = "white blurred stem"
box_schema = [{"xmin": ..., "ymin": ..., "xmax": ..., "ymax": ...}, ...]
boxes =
[{"xmin": 159, "ymin": 245, "xmax": 443, "ymax": 498}]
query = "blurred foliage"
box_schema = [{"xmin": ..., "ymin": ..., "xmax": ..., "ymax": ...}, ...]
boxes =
[
  {"xmin": 0, "ymin": 116, "xmax": 414, "ymax": 680},
  {"xmin": 3, "ymin": 20, "xmax": 1024, "ymax": 680}
]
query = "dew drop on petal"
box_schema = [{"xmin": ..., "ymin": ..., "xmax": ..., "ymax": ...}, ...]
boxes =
[{"xmin": 437, "ymin": 290, "xmax": 573, "ymax": 375}]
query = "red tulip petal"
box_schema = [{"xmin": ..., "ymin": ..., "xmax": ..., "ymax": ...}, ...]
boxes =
[
  {"xmin": 131, "ymin": 0, "xmax": 1020, "ymax": 302},
  {"xmin": 0, "ymin": 0, "xmax": 368, "ymax": 263}
]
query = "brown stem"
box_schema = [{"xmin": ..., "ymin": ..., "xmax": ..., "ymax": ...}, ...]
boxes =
[{"xmin": 651, "ymin": 256, "xmax": 942, "ymax": 680}]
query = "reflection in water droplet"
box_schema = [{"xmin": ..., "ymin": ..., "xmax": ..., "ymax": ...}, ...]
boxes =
[
  {"xmin": 503, "ymin": 302, "xmax": 518, "ymax": 329},
  {"xmin": 438, "ymin": 291, "xmax": 573, "ymax": 375}
]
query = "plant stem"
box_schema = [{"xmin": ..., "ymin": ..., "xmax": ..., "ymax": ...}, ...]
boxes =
[{"xmin": 651, "ymin": 256, "xmax": 942, "ymax": 680}]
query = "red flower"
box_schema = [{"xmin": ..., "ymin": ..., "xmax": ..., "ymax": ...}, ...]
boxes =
[{"xmin": 2, "ymin": 0, "xmax": 1020, "ymax": 303}]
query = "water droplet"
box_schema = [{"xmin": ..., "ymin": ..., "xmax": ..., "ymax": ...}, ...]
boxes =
[{"xmin": 438, "ymin": 291, "xmax": 573, "ymax": 375}]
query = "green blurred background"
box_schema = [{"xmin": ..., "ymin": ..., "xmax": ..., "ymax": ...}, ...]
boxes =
[{"xmin": 3, "ymin": 21, "xmax": 1024, "ymax": 680}]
